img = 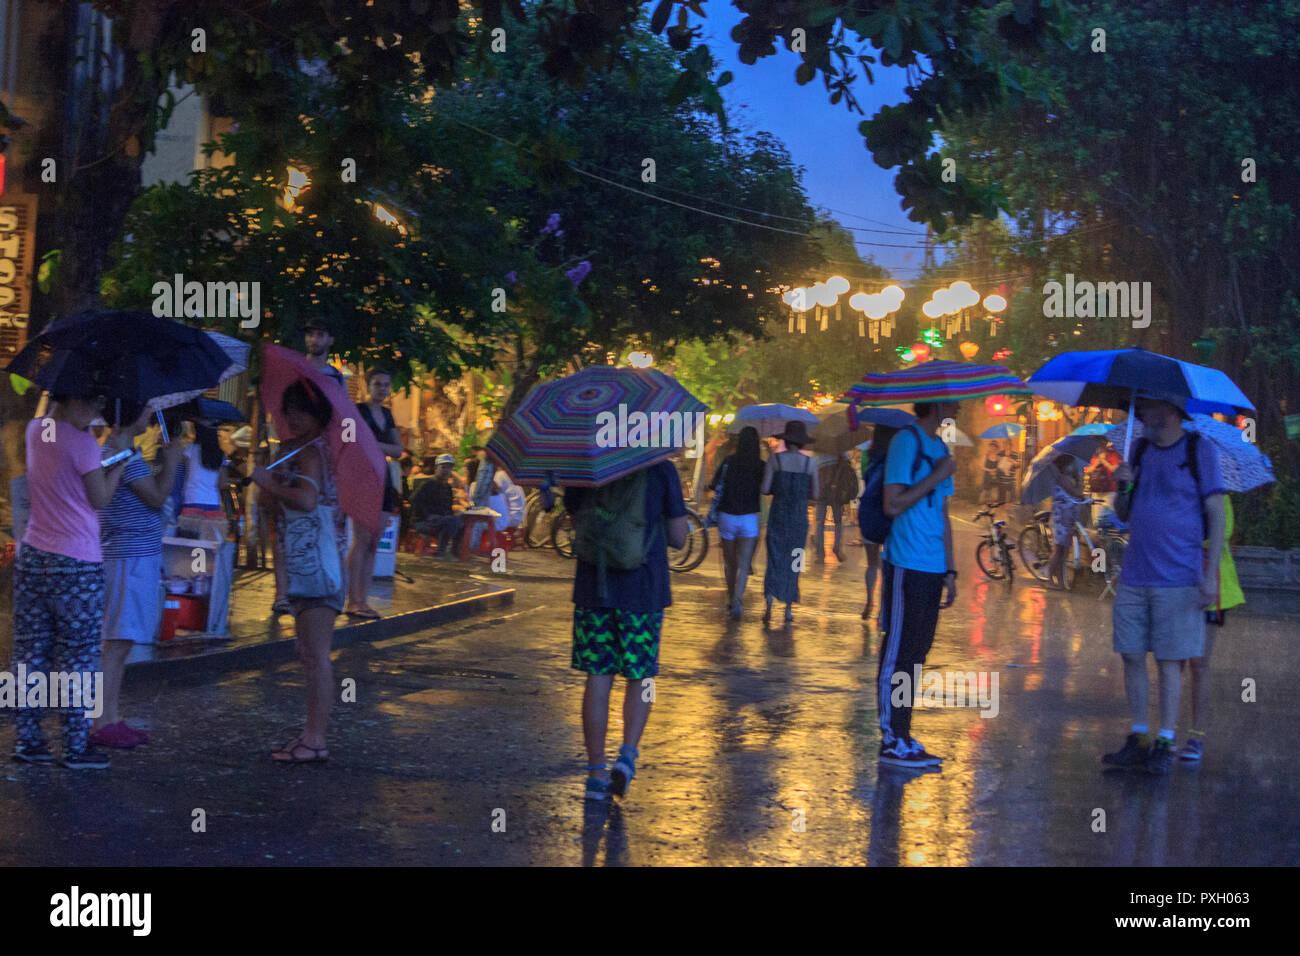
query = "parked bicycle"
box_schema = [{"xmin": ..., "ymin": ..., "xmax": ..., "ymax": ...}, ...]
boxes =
[
  {"xmin": 973, "ymin": 506, "xmax": 1016, "ymax": 582},
  {"xmin": 1017, "ymin": 498, "xmax": 1127, "ymax": 596},
  {"xmin": 523, "ymin": 487, "xmax": 565, "ymax": 549},
  {"xmin": 668, "ymin": 507, "xmax": 708, "ymax": 573}
]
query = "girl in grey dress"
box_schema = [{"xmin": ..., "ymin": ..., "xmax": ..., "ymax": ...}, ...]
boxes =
[{"xmin": 761, "ymin": 422, "xmax": 820, "ymax": 624}]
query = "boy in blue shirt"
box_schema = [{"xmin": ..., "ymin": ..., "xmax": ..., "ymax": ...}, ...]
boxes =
[{"xmin": 878, "ymin": 401, "xmax": 959, "ymax": 769}]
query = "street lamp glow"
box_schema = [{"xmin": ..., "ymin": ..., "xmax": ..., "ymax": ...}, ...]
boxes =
[
  {"xmin": 983, "ymin": 294, "xmax": 1007, "ymax": 312},
  {"xmin": 627, "ymin": 351, "xmax": 654, "ymax": 368},
  {"xmin": 284, "ymin": 166, "xmax": 310, "ymax": 210}
]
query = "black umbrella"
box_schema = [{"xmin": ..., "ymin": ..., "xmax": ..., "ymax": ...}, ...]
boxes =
[
  {"xmin": 4, "ymin": 310, "xmax": 234, "ymax": 409},
  {"xmin": 175, "ymin": 397, "xmax": 246, "ymax": 424}
]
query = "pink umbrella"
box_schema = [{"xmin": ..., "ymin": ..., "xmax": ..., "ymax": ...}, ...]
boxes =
[{"xmin": 259, "ymin": 342, "xmax": 384, "ymax": 534}]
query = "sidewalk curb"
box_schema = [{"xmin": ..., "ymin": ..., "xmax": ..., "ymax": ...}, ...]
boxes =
[{"xmin": 124, "ymin": 585, "xmax": 516, "ymax": 686}]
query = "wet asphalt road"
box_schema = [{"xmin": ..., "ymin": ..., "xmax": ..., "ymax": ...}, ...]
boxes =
[{"xmin": 2, "ymin": 517, "xmax": 1297, "ymax": 866}]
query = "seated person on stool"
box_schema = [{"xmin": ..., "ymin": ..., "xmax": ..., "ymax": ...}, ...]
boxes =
[{"xmin": 410, "ymin": 454, "xmax": 463, "ymax": 559}]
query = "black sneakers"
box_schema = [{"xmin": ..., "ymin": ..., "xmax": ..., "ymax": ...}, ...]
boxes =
[
  {"xmin": 62, "ymin": 747, "xmax": 111, "ymax": 770},
  {"xmin": 907, "ymin": 738, "xmax": 944, "ymax": 767},
  {"xmin": 12, "ymin": 742, "xmax": 54, "ymax": 765},
  {"xmin": 1102, "ymin": 733, "xmax": 1151, "ymax": 767},
  {"xmin": 878, "ymin": 739, "xmax": 933, "ymax": 769},
  {"xmin": 1145, "ymin": 737, "xmax": 1175, "ymax": 775}
]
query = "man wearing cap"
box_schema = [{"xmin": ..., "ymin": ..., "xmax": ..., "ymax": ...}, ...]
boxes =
[
  {"xmin": 878, "ymin": 400, "xmax": 959, "ymax": 769},
  {"xmin": 1105, "ymin": 395, "xmax": 1226, "ymax": 774},
  {"xmin": 410, "ymin": 454, "xmax": 463, "ymax": 558},
  {"xmin": 304, "ymin": 318, "xmax": 347, "ymax": 390}
]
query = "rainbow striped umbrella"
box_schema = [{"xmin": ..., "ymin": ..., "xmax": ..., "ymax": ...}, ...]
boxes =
[
  {"xmin": 486, "ymin": 366, "xmax": 709, "ymax": 487},
  {"xmin": 840, "ymin": 360, "xmax": 1031, "ymax": 408}
]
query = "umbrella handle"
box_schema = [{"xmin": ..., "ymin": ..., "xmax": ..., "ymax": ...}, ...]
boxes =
[
  {"xmin": 1122, "ymin": 391, "xmax": 1135, "ymax": 461},
  {"xmin": 235, "ymin": 444, "xmax": 306, "ymax": 487}
]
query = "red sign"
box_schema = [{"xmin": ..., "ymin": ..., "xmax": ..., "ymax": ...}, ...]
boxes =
[{"xmin": 0, "ymin": 194, "xmax": 37, "ymax": 359}]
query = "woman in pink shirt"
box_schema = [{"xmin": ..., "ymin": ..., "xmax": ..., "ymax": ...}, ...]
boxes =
[{"xmin": 12, "ymin": 394, "xmax": 132, "ymax": 770}]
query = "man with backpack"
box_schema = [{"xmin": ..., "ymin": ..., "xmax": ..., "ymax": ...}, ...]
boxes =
[
  {"xmin": 564, "ymin": 459, "xmax": 689, "ymax": 801},
  {"xmin": 873, "ymin": 402, "xmax": 958, "ymax": 769},
  {"xmin": 1105, "ymin": 395, "xmax": 1225, "ymax": 774},
  {"xmin": 813, "ymin": 450, "xmax": 858, "ymax": 563}
]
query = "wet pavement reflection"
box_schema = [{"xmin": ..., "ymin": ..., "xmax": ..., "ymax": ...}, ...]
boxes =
[{"xmin": 2, "ymin": 519, "xmax": 1297, "ymax": 865}]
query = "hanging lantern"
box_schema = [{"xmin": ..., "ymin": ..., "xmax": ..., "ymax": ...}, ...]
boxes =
[
  {"xmin": 991, "ymin": 347, "xmax": 1013, "ymax": 361},
  {"xmin": 959, "ymin": 341, "xmax": 980, "ymax": 360},
  {"xmin": 985, "ymin": 394, "xmax": 1011, "ymax": 417},
  {"xmin": 911, "ymin": 343, "xmax": 931, "ymax": 362}
]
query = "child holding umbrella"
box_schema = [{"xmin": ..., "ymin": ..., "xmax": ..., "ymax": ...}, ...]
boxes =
[{"xmin": 252, "ymin": 378, "xmax": 346, "ymax": 763}]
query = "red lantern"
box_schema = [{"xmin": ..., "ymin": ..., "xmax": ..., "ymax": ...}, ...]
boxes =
[
  {"xmin": 985, "ymin": 394, "xmax": 1011, "ymax": 417},
  {"xmin": 911, "ymin": 343, "xmax": 930, "ymax": 362}
]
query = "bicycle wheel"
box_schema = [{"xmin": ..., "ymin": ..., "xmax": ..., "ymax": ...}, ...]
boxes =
[
  {"xmin": 672, "ymin": 510, "xmax": 709, "ymax": 573},
  {"xmin": 1061, "ymin": 534, "xmax": 1080, "ymax": 590},
  {"xmin": 1001, "ymin": 541, "xmax": 1016, "ymax": 583},
  {"xmin": 1104, "ymin": 536, "xmax": 1126, "ymax": 595},
  {"xmin": 524, "ymin": 492, "xmax": 557, "ymax": 549},
  {"xmin": 550, "ymin": 513, "xmax": 576, "ymax": 558},
  {"xmin": 1017, "ymin": 524, "xmax": 1052, "ymax": 581},
  {"xmin": 976, "ymin": 539, "xmax": 1006, "ymax": 580}
]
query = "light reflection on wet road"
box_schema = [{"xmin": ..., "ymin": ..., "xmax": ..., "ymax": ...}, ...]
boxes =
[{"xmin": 2, "ymin": 522, "xmax": 1297, "ymax": 865}]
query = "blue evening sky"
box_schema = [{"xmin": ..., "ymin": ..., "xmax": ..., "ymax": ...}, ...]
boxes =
[{"xmin": 694, "ymin": 5, "xmax": 937, "ymax": 280}]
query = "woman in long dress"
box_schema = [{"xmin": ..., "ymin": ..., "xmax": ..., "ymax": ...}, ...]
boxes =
[{"xmin": 761, "ymin": 421, "xmax": 820, "ymax": 625}]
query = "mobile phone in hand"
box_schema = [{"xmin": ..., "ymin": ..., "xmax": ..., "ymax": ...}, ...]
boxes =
[{"xmin": 100, "ymin": 448, "xmax": 133, "ymax": 469}]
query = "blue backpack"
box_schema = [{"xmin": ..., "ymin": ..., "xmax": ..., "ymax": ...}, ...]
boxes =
[{"xmin": 857, "ymin": 424, "xmax": 944, "ymax": 544}]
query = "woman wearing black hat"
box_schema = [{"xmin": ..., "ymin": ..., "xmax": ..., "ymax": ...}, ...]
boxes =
[{"xmin": 760, "ymin": 420, "xmax": 820, "ymax": 624}]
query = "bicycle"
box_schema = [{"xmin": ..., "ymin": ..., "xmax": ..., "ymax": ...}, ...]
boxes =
[
  {"xmin": 1017, "ymin": 498, "xmax": 1128, "ymax": 596},
  {"xmin": 668, "ymin": 507, "xmax": 708, "ymax": 573},
  {"xmin": 523, "ymin": 487, "xmax": 565, "ymax": 549},
  {"xmin": 973, "ymin": 506, "xmax": 1016, "ymax": 582}
]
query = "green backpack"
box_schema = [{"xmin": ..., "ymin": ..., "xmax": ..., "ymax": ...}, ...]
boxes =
[{"xmin": 573, "ymin": 470, "xmax": 650, "ymax": 572}]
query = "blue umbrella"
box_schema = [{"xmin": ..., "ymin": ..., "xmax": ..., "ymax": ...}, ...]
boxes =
[
  {"xmin": 1029, "ymin": 347, "xmax": 1254, "ymax": 457},
  {"xmin": 1070, "ymin": 423, "xmax": 1112, "ymax": 436},
  {"xmin": 1020, "ymin": 434, "xmax": 1107, "ymax": 504},
  {"xmin": 728, "ymin": 403, "xmax": 819, "ymax": 437},
  {"xmin": 854, "ymin": 407, "xmax": 916, "ymax": 428},
  {"xmin": 980, "ymin": 423, "xmax": 1024, "ymax": 440}
]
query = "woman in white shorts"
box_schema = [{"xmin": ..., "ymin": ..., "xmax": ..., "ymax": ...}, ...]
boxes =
[{"xmin": 707, "ymin": 426, "xmax": 765, "ymax": 619}]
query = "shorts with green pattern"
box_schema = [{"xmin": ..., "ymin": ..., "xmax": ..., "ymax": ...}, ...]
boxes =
[{"xmin": 571, "ymin": 607, "xmax": 663, "ymax": 679}]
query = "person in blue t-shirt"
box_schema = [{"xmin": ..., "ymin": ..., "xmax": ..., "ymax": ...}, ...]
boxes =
[
  {"xmin": 563, "ymin": 460, "xmax": 688, "ymax": 802},
  {"xmin": 1104, "ymin": 394, "xmax": 1226, "ymax": 775},
  {"xmin": 95, "ymin": 405, "xmax": 185, "ymax": 750},
  {"xmin": 877, "ymin": 401, "xmax": 958, "ymax": 769}
]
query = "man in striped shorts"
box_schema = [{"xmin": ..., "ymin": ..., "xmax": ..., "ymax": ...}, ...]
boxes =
[{"xmin": 878, "ymin": 401, "xmax": 959, "ymax": 769}]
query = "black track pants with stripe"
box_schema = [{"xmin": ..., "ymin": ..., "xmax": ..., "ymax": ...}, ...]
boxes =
[{"xmin": 877, "ymin": 560, "xmax": 944, "ymax": 745}]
